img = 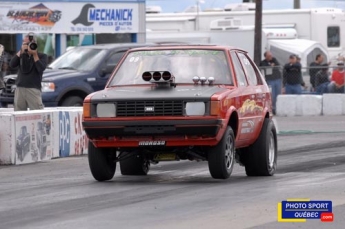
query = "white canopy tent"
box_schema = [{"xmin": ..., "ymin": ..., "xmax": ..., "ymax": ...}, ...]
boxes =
[{"xmin": 267, "ymin": 38, "xmax": 329, "ymax": 69}]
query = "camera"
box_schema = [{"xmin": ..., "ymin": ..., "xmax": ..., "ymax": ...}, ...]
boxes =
[{"xmin": 24, "ymin": 34, "xmax": 37, "ymax": 52}]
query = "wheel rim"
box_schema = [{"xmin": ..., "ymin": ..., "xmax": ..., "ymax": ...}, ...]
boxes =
[
  {"xmin": 268, "ymin": 132, "xmax": 275, "ymax": 169},
  {"xmin": 225, "ymin": 134, "xmax": 234, "ymax": 170},
  {"xmin": 142, "ymin": 159, "xmax": 150, "ymax": 173}
]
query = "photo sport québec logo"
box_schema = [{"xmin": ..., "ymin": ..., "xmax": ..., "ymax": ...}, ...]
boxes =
[{"xmin": 277, "ymin": 199, "xmax": 333, "ymax": 223}]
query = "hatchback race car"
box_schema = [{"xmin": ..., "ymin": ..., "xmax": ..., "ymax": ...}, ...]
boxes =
[{"xmin": 82, "ymin": 45, "xmax": 278, "ymax": 181}]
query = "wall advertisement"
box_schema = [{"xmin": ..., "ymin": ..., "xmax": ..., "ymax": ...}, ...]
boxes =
[
  {"xmin": 14, "ymin": 112, "xmax": 53, "ymax": 165},
  {"xmin": 0, "ymin": 2, "xmax": 139, "ymax": 34}
]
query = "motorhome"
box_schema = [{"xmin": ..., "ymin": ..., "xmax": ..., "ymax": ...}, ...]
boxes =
[
  {"xmin": 146, "ymin": 4, "xmax": 345, "ymax": 62},
  {"xmin": 147, "ymin": 18, "xmax": 329, "ymax": 72}
]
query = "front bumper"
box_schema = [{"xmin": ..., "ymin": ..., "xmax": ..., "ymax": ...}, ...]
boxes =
[{"xmin": 83, "ymin": 118, "xmax": 225, "ymax": 147}]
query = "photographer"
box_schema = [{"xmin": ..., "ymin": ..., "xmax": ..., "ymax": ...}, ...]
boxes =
[{"xmin": 9, "ymin": 33, "xmax": 48, "ymax": 111}]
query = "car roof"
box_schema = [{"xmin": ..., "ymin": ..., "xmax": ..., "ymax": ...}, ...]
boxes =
[
  {"xmin": 72, "ymin": 43, "xmax": 156, "ymax": 50},
  {"xmin": 127, "ymin": 44, "xmax": 246, "ymax": 52}
]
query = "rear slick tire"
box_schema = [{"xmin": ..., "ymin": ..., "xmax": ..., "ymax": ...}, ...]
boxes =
[
  {"xmin": 88, "ymin": 141, "xmax": 116, "ymax": 181},
  {"xmin": 208, "ymin": 126, "xmax": 235, "ymax": 179},
  {"xmin": 241, "ymin": 118, "xmax": 278, "ymax": 176},
  {"xmin": 120, "ymin": 154, "xmax": 150, "ymax": 176}
]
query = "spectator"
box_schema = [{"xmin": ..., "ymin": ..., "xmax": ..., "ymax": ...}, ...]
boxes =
[
  {"xmin": 9, "ymin": 33, "xmax": 48, "ymax": 111},
  {"xmin": 259, "ymin": 51, "xmax": 282, "ymax": 114},
  {"xmin": 328, "ymin": 61, "xmax": 345, "ymax": 93},
  {"xmin": 315, "ymin": 64, "xmax": 330, "ymax": 94},
  {"xmin": 283, "ymin": 54, "xmax": 305, "ymax": 94},
  {"xmin": 309, "ymin": 54, "xmax": 325, "ymax": 91}
]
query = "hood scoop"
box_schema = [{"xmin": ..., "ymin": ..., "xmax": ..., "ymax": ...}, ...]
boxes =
[{"xmin": 142, "ymin": 71, "xmax": 176, "ymax": 88}]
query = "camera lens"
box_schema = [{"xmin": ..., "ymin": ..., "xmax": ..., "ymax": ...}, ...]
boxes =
[{"xmin": 29, "ymin": 42, "xmax": 37, "ymax": 50}]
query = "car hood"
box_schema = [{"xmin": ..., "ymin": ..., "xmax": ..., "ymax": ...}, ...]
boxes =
[
  {"xmin": 91, "ymin": 85, "xmax": 229, "ymax": 102},
  {"xmin": 4, "ymin": 69, "xmax": 88, "ymax": 81}
]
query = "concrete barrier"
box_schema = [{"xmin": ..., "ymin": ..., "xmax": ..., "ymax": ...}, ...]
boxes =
[
  {"xmin": 276, "ymin": 95, "xmax": 322, "ymax": 116},
  {"xmin": 322, "ymin": 94, "xmax": 345, "ymax": 115},
  {"xmin": 0, "ymin": 107, "xmax": 88, "ymax": 165}
]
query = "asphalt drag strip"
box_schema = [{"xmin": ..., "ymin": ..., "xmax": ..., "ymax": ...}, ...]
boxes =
[{"xmin": 0, "ymin": 145, "xmax": 344, "ymax": 229}]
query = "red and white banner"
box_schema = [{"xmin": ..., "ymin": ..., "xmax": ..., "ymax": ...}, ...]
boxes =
[{"xmin": 0, "ymin": 2, "xmax": 139, "ymax": 34}]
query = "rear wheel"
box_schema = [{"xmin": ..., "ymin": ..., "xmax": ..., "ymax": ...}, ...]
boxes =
[
  {"xmin": 88, "ymin": 142, "xmax": 116, "ymax": 181},
  {"xmin": 241, "ymin": 118, "xmax": 277, "ymax": 176},
  {"xmin": 61, "ymin": 96, "xmax": 84, "ymax": 106},
  {"xmin": 208, "ymin": 126, "xmax": 235, "ymax": 179},
  {"xmin": 120, "ymin": 154, "xmax": 150, "ymax": 175}
]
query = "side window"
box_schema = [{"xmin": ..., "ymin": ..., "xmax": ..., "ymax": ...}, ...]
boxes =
[
  {"xmin": 107, "ymin": 51, "xmax": 126, "ymax": 66},
  {"xmin": 230, "ymin": 52, "xmax": 247, "ymax": 87},
  {"xmin": 237, "ymin": 53, "xmax": 258, "ymax": 86},
  {"xmin": 327, "ymin": 26, "xmax": 340, "ymax": 47}
]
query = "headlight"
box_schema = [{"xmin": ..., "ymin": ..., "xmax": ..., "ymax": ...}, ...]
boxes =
[
  {"xmin": 41, "ymin": 82, "xmax": 55, "ymax": 92},
  {"xmin": 96, "ymin": 103, "xmax": 116, "ymax": 117},
  {"xmin": 185, "ymin": 102, "xmax": 205, "ymax": 116}
]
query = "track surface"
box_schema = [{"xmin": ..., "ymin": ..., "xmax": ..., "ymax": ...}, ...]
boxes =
[{"xmin": 0, "ymin": 146, "xmax": 344, "ymax": 229}]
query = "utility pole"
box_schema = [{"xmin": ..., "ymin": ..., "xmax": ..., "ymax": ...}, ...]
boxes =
[
  {"xmin": 253, "ymin": 0, "xmax": 262, "ymax": 66},
  {"xmin": 294, "ymin": 0, "xmax": 301, "ymax": 9}
]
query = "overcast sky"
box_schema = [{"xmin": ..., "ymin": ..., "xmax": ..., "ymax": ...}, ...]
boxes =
[{"xmin": 147, "ymin": 0, "xmax": 345, "ymax": 13}]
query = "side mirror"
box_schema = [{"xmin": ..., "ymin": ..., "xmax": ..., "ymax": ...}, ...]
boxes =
[{"xmin": 100, "ymin": 65, "xmax": 116, "ymax": 77}]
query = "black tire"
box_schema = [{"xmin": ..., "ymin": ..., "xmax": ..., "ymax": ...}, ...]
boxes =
[
  {"xmin": 61, "ymin": 96, "xmax": 84, "ymax": 106},
  {"xmin": 120, "ymin": 154, "xmax": 150, "ymax": 175},
  {"xmin": 241, "ymin": 118, "xmax": 278, "ymax": 176},
  {"xmin": 208, "ymin": 126, "xmax": 235, "ymax": 179},
  {"xmin": 88, "ymin": 141, "xmax": 116, "ymax": 181}
]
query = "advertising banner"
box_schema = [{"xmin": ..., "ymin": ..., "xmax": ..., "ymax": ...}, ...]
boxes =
[
  {"xmin": 0, "ymin": 2, "xmax": 139, "ymax": 34},
  {"xmin": 59, "ymin": 110, "xmax": 88, "ymax": 157},
  {"xmin": 14, "ymin": 111, "xmax": 53, "ymax": 165},
  {"xmin": 0, "ymin": 114, "xmax": 15, "ymax": 164}
]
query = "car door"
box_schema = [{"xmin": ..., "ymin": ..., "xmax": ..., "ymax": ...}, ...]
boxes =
[
  {"xmin": 90, "ymin": 50, "xmax": 127, "ymax": 92},
  {"xmin": 237, "ymin": 52, "xmax": 267, "ymax": 141},
  {"xmin": 229, "ymin": 51, "xmax": 252, "ymax": 142}
]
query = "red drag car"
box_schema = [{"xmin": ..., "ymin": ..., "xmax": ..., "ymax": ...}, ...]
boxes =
[{"xmin": 82, "ymin": 45, "xmax": 278, "ymax": 181}]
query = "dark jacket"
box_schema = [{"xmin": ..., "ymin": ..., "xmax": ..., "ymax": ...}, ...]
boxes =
[
  {"xmin": 309, "ymin": 62, "xmax": 322, "ymax": 88},
  {"xmin": 283, "ymin": 62, "xmax": 305, "ymax": 86},
  {"xmin": 10, "ymin": 52, "xmax": 47, "ymax": 90},
  {"xmin": 315, "ymin": 70, "xmax": 330, "ymax": 87},
  {"xmin": 259, "ymin": 57, "xmax": 281, "ymax": 81}
]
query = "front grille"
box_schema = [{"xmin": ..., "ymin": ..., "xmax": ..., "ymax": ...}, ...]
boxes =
[
  {"xmin": 3, "ymin": 78, "xmax": 15, "ymax": 97},
  {"xmin": 116, "ymin": 100, "xmax": 184, "ymax": 117}
]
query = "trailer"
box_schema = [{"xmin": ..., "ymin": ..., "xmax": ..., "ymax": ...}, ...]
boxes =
[
  {"xmin": 147, "ymin": 21, "xmax": 329, "ymax": 70},
  {"xmin": 146, "ymin": 7, "xmax": 345, "ymax": 61}
]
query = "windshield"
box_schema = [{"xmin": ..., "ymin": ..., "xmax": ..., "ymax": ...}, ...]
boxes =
[
  {"xmin": 109, "ymin": 49, "xmax": 232, "ymax": 86},
  {"xmin": 49, "ymin": 48, "xmax": 108, "ymax": 71}
]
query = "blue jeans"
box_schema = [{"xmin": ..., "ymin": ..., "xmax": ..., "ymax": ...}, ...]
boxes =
[
  {"xmin": 285, "ymin": 84, "xmax": 302, "ymax": 94},
  {"xmin": 266, "ymin": 78, "xmax": 282, "ymax": 110},
  {"xmin": 316, "ymin": 82, "xmax": 329, "ymax": 94}
]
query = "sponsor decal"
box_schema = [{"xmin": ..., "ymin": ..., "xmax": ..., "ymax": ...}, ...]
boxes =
[
  {"xmin": 59, "ymin": 111, "xmax": 70, "ymax": 157},
  {"xmin": 278, "ymin": 199, "xmax": 333, "ymax": 223},
  {"xmin": 138, "ymin": 141, "xmax": 166, "ymax": 146},
  {"xmin": 144, "ymin": 106, "xmax": 154, "ymax": 112},
  {"xmin": 240, "ymin": 120, "xmax": 255, "ymax": 134},
  {"xmin": 239, "ymin": 99, "xmax": 263, "ymax": 116}
]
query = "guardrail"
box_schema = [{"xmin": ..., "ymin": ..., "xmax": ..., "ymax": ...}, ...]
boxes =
[{"xmin": 0, "ymin": 107, "xmax": 87, "ymax": 165}]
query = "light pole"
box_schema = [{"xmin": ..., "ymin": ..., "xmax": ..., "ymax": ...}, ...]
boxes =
[
  {"xmin": 254, "ymin": 0, "xmax": 262, "ymax": 66},
  {"xmin": 196, "ymin": 0, "xmax": 205, "ymax": 31},
  {"xmin": 294, "ymin": 0, "xmax": 301, "ymax": 9}
]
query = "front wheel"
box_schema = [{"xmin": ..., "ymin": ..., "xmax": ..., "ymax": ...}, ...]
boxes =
[
  {"xmin": 241, "ymin": 118, "xmax": 278, "ymax": 176},
  {"xmin": 208, "ymin": 126, "xmax": 235, "ymax": 179},
  {"xmin": 120, "ymin": 154, "xmax": 150, "ymax": 175},
  {"xmin": 88, "ymin": 142, "xmax": 116, "ymax": 181}
]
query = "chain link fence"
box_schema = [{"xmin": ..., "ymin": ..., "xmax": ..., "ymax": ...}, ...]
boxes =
[{"xmin": 259, "ymin": 65, "xmax": 345, "ymax": 95}]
